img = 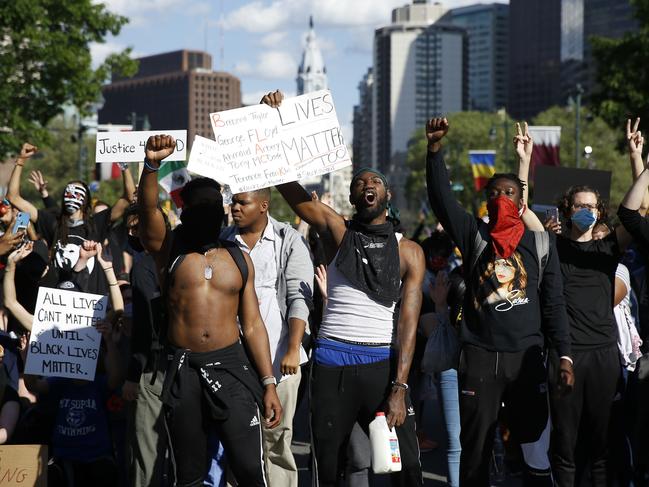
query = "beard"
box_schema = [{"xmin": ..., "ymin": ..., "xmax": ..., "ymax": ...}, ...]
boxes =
[{"xmin": 354, "ymin": 195, "xmax": 388, "ymax": 223}]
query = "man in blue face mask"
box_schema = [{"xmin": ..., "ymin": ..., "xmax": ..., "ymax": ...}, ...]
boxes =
[{"xmin": 547, "ymin": 185, "xmax": 634, "ymax": 487}]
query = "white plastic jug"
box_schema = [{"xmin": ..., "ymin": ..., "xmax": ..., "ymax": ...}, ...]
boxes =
[{"xmin": 369, "ymin": 412, "xmax": 402, "ymax": 474}]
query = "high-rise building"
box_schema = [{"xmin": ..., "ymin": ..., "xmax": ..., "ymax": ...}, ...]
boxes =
[
  {"xmin": 352, "ymin": 68, "xmax": 373, "ymax": 172},
  {"xmin": 560, "ymin": 0, "xmax": 636, "ymax": 100},
  {"xmin": 297, "ymin": 17, "xmax": 328, "ymax": 95},
  {"xmin": 509, "ymin": 0, "xmax": 636, "ymax": 119},
  {"xmin": 508, "ymin": 0, "xmax": 562, "ymax": 119},
  {"xmin": 99, "ymin": 50, "xmax": 242, "ymax": 148},
  {"xmin": 370, "ymin": 1, "xmax": 465, "ymax": 208},
  {"xmin": 443, "ymin": 3, "xmax": 509, "ymax": 112}
]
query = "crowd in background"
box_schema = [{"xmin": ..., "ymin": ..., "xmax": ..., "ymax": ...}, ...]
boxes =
[{"xmin": 0, "ymin": 110, "xmax": 648, "ymax": 487}]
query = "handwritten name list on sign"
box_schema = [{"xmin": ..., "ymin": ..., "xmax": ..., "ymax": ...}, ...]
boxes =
[
  {"xmin": 188, "ymin": 90, "xmax": 351, "ymax": 192},
  {"xmin": 25, "ymin": 288, "xmax": 108, "ymax": 380},
  {"xmin": 95, "ymin": 130, "xmax": 187, "ymax": 163}
]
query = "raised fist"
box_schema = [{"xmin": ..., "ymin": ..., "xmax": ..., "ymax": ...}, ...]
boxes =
[
  {"xmin": 19, "ymin": 143, "xmax": 38, "ymax": 160},
  {"xmin": 145, "ymin": 135, "xmax": 176, "ymax": 163},
  {"xmin": 260, "ymin": 90, "xmax": 284, "ymax": 108},
  {"xmin": 425, "ymin": 118, "xmax": 449, "ymax": 145}
]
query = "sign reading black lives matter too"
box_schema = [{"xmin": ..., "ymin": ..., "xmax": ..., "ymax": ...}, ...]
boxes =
[
  {"xmin": 25, "ymin": 287, "xmax": 108, "ymax": 380},
  {"xmin": 95, "ymin": 130, "xmax": 187, "ymax": 163},
  {"xmin": 187, "ymin": 89, "xmax": 352, "ymax": 192}
]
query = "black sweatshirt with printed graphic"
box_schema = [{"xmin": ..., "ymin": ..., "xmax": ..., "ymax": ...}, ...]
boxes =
[{"xmin": 426, "ymin": 149, "xmax": 571, "ymax": 357}]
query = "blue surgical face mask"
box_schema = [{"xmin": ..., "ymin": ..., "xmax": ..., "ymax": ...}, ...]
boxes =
[{"xmin": 571, "ymin": 208, "xmax": 597, "ymax": 232}]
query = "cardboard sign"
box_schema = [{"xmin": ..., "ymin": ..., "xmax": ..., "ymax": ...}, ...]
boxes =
[
  {"xmin": 25, "ymin": 288, "xmax": 108, "ymax": 380},
  {"xmin": 187, "ymin": 90, "xmax": 351, "ymax": 192},
  {"xmin": 95, "ymin": 130, "xmax": 187, "ymax": 163},
  {"xmin": 0, "ymin": 445, "xmax": 47, "ymax": 486}
]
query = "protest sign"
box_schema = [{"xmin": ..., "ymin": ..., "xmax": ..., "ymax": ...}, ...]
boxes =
[
  {"xmin": 187, "ymin": 135, "xmax": 228, "ymax": 184},
  {"xmin": 95, "ymin": 130, "xmax": 187, "ymax": 163},
  {"xmin": 0, "ymin": 445, "xmax": 47, "ymax": 487},
  {"xmin": 187, "ymin": 90, "xmax": 351, "ymax": 192},
  {"xmin": 25, "ymin": 288, "xmax": 108, "ymax": 380}
]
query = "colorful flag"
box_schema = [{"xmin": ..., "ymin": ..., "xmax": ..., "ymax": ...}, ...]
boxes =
[
  {"xmin": 528, "ymin": 126, "xmax": 561, "ymax": 178},
  {"xmin": 469, "ymin": 150, "xmax": 496, "ymax": 190},
  {"xmin": 158, "ymin": 161, "xmax": 190, "ymax": 207}
]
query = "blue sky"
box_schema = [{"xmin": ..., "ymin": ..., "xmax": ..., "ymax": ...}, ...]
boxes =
[{"xmin": 93, "ymin": 0, "xmax": 506, "ymax": 142}]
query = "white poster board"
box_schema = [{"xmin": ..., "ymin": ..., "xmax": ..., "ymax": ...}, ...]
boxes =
[
  {"xmin": 25, "ymin": 288, "xmax": 108, "ymax": 380},
  {"xmin": 187, "ymin": 90, "xmax": 351, "ymax": 192},
  {"xmin": 186, "ymin": 135, "xmax": 226, "ymax": 183},
  {"xmin": 95, "ymin": 130, "xmax": 187, "ymax": 163}
]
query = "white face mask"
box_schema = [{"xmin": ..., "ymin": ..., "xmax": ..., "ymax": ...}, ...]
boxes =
[{"xmin": 63, "ymin": 184, "xmax": 87, "ymax": 215}]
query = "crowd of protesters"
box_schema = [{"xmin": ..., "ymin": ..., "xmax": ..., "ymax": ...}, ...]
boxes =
[{"xmin": 0, "ymin": 89, "xmax": 647, "ymax": 487}]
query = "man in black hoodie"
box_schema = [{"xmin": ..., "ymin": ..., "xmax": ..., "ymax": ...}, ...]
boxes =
[{"xmin": 425, "ymin": 118, "xmax": 574, "ymax": 487}]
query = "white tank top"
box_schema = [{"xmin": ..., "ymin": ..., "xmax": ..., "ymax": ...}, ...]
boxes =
[{"xmin": 319, "ymin": 233, "xmax": 403, "ymax": 345}]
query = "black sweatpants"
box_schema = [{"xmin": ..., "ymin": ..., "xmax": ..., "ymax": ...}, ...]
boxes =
[
  {"xmin": 310, "ymin": 359, "xmax": 423, "ymax": 487},
  {"xmin": 165, "ymin": 366, "xmax": 266, "ymax": 487},
  {"xmin": 458, "ymin": 344, "xmax": 549, "ymax": 487},
  {"xmin": 549, "ymin": 344, "xmax": 619, "ymax": 487}
]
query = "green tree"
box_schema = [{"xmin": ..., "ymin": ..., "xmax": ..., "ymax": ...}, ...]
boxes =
[
  {"xmin": 406, "ymin": 111, "xmax": 515, "ymax": 211},
  {"xmin": 0, "ymin": 0, "xmax": 137, "ymax": 156},
  {"xmin": 590, "ymin": 0, "xmax": 648, "ymax": 131},
  {"xmin": 530, "ymin": 106, "xmax": 631, "ymax": 208}
]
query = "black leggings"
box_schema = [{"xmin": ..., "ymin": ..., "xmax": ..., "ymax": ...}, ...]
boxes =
[
  {"xmin": 165, "ymin": 366, "xmax": 266, "ymax": 487},
  {"xmin": 310, "ymin": 359, "xmax": 423, "ymax": 487}
]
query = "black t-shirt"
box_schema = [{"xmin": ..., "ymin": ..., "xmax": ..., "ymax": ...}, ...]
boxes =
[
  {"xmin": 556, "ymin": 233, "xmax": 621, "ymax": 350},
  {"xmin": 36, "ymin": 208, "xmax": 112, "ymax": 295},
  {"xmin": 127, "ymin": 252, "xmax": 161, "ymax": 383}
]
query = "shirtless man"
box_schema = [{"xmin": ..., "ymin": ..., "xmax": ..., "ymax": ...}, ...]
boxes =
[
  {"xmin": 262, "ymin": 91, "xmax": 425, "ymax": 486},
  {"xmin": 137, "ymin": 135, "xmax": 281, "ymax": 487}
]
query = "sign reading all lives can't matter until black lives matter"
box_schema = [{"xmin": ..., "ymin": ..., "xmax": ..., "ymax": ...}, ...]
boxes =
[{"xmin": 25, "ymin": 287, "xmax": 108, "ymax": 380}]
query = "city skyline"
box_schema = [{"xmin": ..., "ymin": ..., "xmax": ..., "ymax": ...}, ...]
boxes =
[{"xmin": 92, "ymin": 0, "xmax": 507, "ymax": 144}]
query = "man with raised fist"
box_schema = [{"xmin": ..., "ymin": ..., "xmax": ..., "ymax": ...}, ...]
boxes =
[{"xmin": 137, "ymin": 135, "xmax": 282, "ymax": 487}]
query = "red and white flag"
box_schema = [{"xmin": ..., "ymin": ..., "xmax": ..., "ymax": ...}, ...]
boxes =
[{"xmin": 528, "ymin": 126, "xmax": 561, "ymax": 178}]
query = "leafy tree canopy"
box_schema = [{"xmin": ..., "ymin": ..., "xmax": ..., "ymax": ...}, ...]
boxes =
[
  {"xmin": 591, "ymin": 0, "xmax": 649, "ymax": 131},
  {"xmin": 0, "ymin": 0, "xmax": 137, "ymax": 156}
]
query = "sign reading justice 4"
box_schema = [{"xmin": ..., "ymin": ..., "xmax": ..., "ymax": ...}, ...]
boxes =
[
  {"xmin": 188, "ymin": 90, "xmax": 351, "ymax": 192},
  {"xmin": 25, "ymin": 288, "xmax": 108, "ymax": 381},
  {"xmin": 95, "ymin": 130, "xmax": 187, "ymax": 163}
]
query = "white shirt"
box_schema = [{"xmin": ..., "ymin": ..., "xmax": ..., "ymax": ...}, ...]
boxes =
[{"xmin": 229, "ymin": 220, "xmax": 308, "ymax": 382}]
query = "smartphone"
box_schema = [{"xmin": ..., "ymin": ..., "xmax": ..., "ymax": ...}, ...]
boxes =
[
  {"xmin": 545, "ymin": 207, "xmax": 560, "ymax": 223},
  {"xmin": 12, "ymin": 211, "xmax": 29, "ymax": 234}
]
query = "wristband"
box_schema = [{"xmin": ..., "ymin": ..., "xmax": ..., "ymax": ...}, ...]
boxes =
[
  {"xmin": 559, "ymin": 356, "xmax": 573, "ymax": 365},
  {"xmin": 102, "ymin": 266, "xmax": 113, "ymax": 271},
  {"xmin": 391, "ymin": 381, "xmax": 409, "ymax": 390},
  {"xmin": 108, "ymin": 282, "xmax": 119, "ymax": 286},
  {"xmin": 261, "ymin": 376, "xmax": 277, "ymax": 387},
  {"xmin": 143, "ymin": 158, "xmax": 160, "ymax": 172}
]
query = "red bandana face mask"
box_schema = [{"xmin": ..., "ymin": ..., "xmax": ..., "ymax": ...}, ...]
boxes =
[{"xmin": 487, "ymin": 196, "xmax": 524, "ymax": 259}]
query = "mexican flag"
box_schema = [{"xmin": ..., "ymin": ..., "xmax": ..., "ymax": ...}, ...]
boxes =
[{"xmin": 158, "ymin": 161, "xmax": 190, "ymax": 208}]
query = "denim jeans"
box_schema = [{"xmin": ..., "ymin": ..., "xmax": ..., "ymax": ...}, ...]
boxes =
[{"xmin": 438, "ymin": 368, "xmax": 461, "ymax": 487}]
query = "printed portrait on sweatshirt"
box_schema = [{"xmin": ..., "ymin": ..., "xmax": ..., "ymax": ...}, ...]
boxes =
[{"xmin": 475, "ymin": 251, "xmax": 529, "ymax": 312}]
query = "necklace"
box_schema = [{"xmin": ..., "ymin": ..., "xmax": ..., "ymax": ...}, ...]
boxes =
[{"xmin": 203, "ymin": 249, "xmax": 213, "ymax": 280}]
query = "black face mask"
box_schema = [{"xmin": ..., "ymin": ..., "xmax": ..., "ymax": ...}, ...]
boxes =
[
  {"xmin": 180, "ymin": 203, "xmax": 224, "ymax": 250},
  {"xmin": 128, "ymin": 234, "xmax": 144, "ymax": 253}
]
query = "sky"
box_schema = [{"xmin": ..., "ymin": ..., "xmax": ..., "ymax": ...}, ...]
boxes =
[{"xmin": 92, "ymin": 0, "xmax": 507, "ymax": 142}]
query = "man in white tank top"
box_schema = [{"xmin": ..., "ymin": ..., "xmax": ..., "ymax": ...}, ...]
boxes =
[{"xmin": 263, "ymin": 90, "xmax": 426, "ymax": 487}]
